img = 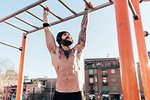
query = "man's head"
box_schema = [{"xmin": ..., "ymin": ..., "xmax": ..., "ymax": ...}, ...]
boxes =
[{"xmin": 56, "ymin": 31, "xmax": 73, "ymax": 47}]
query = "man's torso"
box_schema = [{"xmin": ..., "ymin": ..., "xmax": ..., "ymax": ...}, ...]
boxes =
[{"xmin": 50, "ymin": 46, "xmax": 83, "ymax": 92}]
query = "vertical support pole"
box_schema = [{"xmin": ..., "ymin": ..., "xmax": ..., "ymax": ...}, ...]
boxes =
[
  {"xmin": 16, "ymin": 33, "xmax": 27, "ymax": 100},
  {"xmin": 114, "ymin": 0, "xmax": 141, "ymax": 99},
  {"xmin": 131, "ymin": 0, "xmax": 150, "ymax": 99}
]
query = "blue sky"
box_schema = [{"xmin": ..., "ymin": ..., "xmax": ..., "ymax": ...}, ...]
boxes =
[{"xmin": 0, "ymin": 0, "xmax": 150, "ymax": 85}]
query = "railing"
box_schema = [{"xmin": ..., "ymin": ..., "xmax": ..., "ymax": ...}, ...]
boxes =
[
  {"xmin": 89, "ymin": 83, "xmax": 94, "ymax": 86},
  {"xmin": 90, "ymin": 90, "xmax": 95, "ymax": 94},
  {"xmin": 89, "ymin": 74, "xmax": 94, "ymax": 77}
]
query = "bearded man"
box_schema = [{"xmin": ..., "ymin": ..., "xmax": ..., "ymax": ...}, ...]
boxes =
[{"xmin": 43, "ymin": 2, "xmax": 92, "ymax": 100}]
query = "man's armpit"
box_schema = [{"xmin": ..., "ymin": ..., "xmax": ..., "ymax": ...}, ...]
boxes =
[{"xmin": 50, "ymin": 45, "xmax": 57, "ymax": 54}]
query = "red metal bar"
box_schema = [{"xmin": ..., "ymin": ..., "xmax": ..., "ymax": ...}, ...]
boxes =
[
  {"xmin": 131, "ymin": 0, "xmax": 150, "ymax": 99},
  {"xmin": 0, "ymin": 41, "xmax": 22, "ymax": 51},
  {"xmin": 14, "ymin": 16, "xmax": 38, "ymax": 29},
  {"xmin": 26, "ymin": 10, "xmax": 43, "ymax": 22},
  {"xmin": 114, "ymin": 0, "xmax": 141, "ymax": 99},
  {"xmin": 16, "ymin": 33, "xmax": 27, "ymax": 100},
  {"xmin": 39, "ymin": 4, "xmax": 63, "ymax": 20},
  {"xmin": 58, "ymin": 0, "xmax": 77, "ymax": 15},
  {"xmin": 0, "ymin": 0, "xmax": 47, "ymax": 22},
  {"xmin": 4, "ymin": 21, "xmax": 28, "ymax": 32}
]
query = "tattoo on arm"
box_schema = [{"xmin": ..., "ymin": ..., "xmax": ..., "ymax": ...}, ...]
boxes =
[{"xmin": 78, "ymin": 10, "xmax": 89, "ymax": 47}]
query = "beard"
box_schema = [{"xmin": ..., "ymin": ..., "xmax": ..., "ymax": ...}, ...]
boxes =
[{"xmin": 61, "ymin": 39, "xmax": 73, "ymax": 46}]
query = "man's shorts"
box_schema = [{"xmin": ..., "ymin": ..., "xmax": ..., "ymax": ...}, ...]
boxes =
[{"xmin": 53, "ymin": 91, "xmax": 85, "ymax": 100}]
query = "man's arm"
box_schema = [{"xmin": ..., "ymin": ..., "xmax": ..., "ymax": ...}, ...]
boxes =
[
  {"xmin": 77, "ymin": 2, "xmax": 92, "ymax": 50},
  {"xmin": 43, "ymin": 7, "xmax": 57, "ymax": 53},
  {"xmin": 77, "ymin": 9, "xmax": 89, "ymax": 49}
]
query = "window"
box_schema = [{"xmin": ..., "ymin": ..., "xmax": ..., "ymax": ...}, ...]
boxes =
[
  {"xmin": 89, "ymin": 69, "xmax": 93, "ymax": 75},
  {"xmin": 112, "ymin": 77, "xmax": 116, "ymax": 82},
  {"xmin": 104, "ymin": 86, "xmax": 108, "ymax": 92},
  {"xmin": 90, "ymin": 78, "xmax": 94, "ymax": 83},
  {"xmin": 95, "ymin": 76, "xmax": 97, "ymax": 82},
  {"xmin": 113, "ymin": 86, "xmax": 117, "ymax": 91},
  {"xmin": 96, "ymin": 86, "xmax": 98, "ymax": 91},
  {"xmin": 102, "ymin": 70, "xmax": 107, "ymax": 74},
  {"xmin": 111, "ymin": 69, "xmax": 115, "ymax": 74},
  {"xmin": 102, "ymin": 62, "xmax": 105, "ymax": 67},
  {"xmin": 90, "ymin": 86, "xmax": 94, "ymax": 91},
  {"xmin": 103, "ymin": 77, "xmax": 107, "ymax": 83},
  {"xmin": 110, "ymin": 62, "xmax": 114, "ymax": 67}
]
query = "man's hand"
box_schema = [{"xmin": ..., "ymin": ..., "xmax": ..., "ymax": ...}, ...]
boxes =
[
  {"xmin": 43, "ymin": 6, "xmax": 50, "ymax": 23},
  {"xmin": 85, "ymin": 1, "xmax": 93, "ymax": 10}
]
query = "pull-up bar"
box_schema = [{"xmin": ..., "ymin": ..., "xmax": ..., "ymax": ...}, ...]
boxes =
[
  {"xmin": 0, "ymin": 41, "xmax": 22, "ymax": 51},
  {"xmin": 39, "ymin": 4, "xmax": 63, "ymax": 20},
  {"xmin": 26, "ymin": 1, "xmax": 114, "ymax": 35},
  {"xmin": 83, "ymin": 0, "xmax": 94, "ymax": 9},
  {"xmin": 0, "ymin": 0, "xmax": 47, "ymax": 23},
  {"xmin": 0, "ymin": 0, "xmax": 114, "ymax": 35},
  {"xmin": 14, "ymin": 16, "xmax": 38, "ymax": 29},
  {"xmin": 4, "ymin": 21, "xmax": 28, "ymax": 32},
  {"xmin": 58, "ymin": 0, "xmax": 77, "ymax": 15},
  {"xmin": 26, "ymin": 10, "xmax": 43, "ymax": 22}
]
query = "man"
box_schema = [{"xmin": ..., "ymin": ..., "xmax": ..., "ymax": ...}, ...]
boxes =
[{"xmin": 43, "ymin": 2, "xmax": 92, "ymax": 100}]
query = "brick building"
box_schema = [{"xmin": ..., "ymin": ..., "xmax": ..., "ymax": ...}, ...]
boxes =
[
  {"xmin": 2, "ymin": 82, "xmax": 45, "ymax": 100},
  {"xmin": 84, "ymin": 58, "xmax": 122, "ymax": 100}
]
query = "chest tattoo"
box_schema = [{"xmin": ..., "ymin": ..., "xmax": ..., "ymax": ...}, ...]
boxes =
[
  {"xmin": 59, "ymin": 47, "xmax": 72, "ymax": 59},
  {"xmin": 63, "ymin": 50, "xmax": 71, "ymax": 59}
]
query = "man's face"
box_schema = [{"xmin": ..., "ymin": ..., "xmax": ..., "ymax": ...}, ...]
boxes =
[{"xmin": 61, "ymin": 33, "xmax": 73, "ymax": 46}]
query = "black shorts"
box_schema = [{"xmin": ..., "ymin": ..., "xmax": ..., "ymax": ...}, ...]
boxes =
[{"xmin": 53, "ymin": 91, "xmax": 85, "ymax": 100}]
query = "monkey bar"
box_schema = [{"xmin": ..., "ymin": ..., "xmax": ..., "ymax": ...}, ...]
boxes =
[
  {"xmin": 0, "ymin": 0, "xmax": 150, "ymax": 100},
  {"xmin": 0, "ymin": 0, "xmax": 114, "ymax": 36},
  {"xmin": 0, "ymin": 41, "xmax": 22, "ymax": 51}
]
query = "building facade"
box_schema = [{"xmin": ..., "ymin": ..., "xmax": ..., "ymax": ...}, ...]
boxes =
[
  {"xmin": 2, "ymin": 82, "xmax": 45, "ymax": 100},
  {"xmin": 84, "ymin": 58, "xmax": 122, "ymax": 100},
  {"xmin": 2, "ymin": 78, "xmax": 57, "ymax": 100}
]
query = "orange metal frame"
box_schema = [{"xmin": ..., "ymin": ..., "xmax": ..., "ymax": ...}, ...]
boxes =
[
  {"xmin": 114, "ymin": 0, "xmax": 141, "ymax": 99},
  {"xmin": 16, "ymin": 34, "xmax": 27, "ymax": 100},
  {"xmin": 132, "ymin": 0, "xmax": 150, "ymax": 99},
  {"xmin": 0, "ymin": 0, "xmax": 150, "ymax": 100}
]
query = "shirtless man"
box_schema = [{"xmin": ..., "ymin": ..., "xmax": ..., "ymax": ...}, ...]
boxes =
[{"xmin": 43, "ymin": 2, "xmax": 92, "ymax": 100}]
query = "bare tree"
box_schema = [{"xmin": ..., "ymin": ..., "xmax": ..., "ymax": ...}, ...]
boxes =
[
  {"xmin": 0, "ymin": 58, "xmax": 18, "ymax": 94},
  {"xmin": 0, "ymin": 58, "xmax": 15, "ymax": 74}
]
